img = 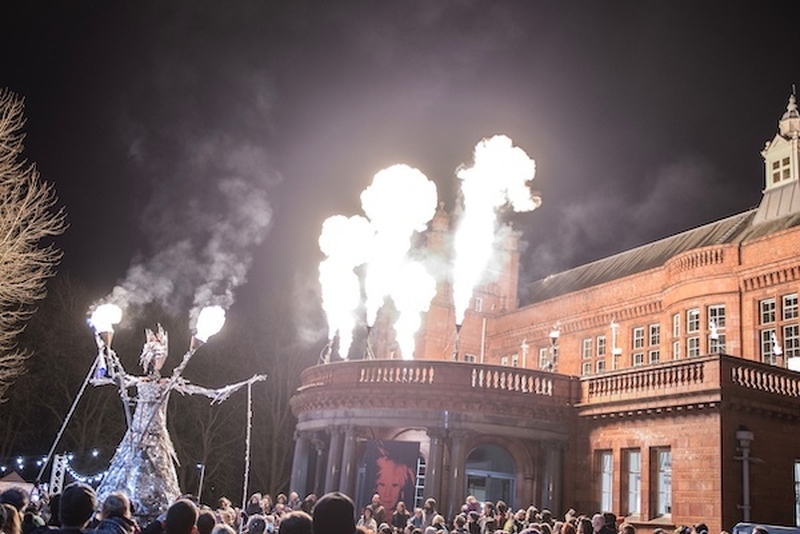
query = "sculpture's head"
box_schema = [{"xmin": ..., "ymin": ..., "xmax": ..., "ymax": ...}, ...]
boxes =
[{"xmin": 140, "ymin": 324, "xmax": 168, "ymax": 376}]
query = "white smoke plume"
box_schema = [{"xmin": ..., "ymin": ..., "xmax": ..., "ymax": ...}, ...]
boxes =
[
  {"xmin": 389, "ymin": 261, "xmax": 437, "ymax": 360},
  {"xmin": 452, "ymin": 134, "xmax": 539, "ymax": 324}
]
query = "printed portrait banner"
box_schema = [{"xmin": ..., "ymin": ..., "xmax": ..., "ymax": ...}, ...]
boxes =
[{"xmin": 361, "ymin": 439, "xmax": 420, "ymax": 515}]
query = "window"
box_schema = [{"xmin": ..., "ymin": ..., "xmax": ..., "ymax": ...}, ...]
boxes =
[
  {"xmin": 687, "ymin": 309, "xmax": 700, "ymax": 333},
  {"xmin": 597, "ymin": 336, "xmax": 607, "ymax": 357},
  {"xmin": 649, "ymin": 350, "xmax": 660, "ymax": 364},
  {"xmin": 653, "ymin": 448, "xmax": 672, "ymax": 516},
  {"xmin": 633, "ymin": 327, "xmax": 645, "ymax": 349},
  {"xmin": 612, "ymin": 353, "xmax": 621, "ymax": 370},
  {"xmin": 463, "ymin": 353, "xmax": 477, "ymax": 363},
  {"xmin": 623, "ymin": 450, "xmax": 641, "ymax": 516},
  {"xmin": 500, "ymin": 356, "xmax": 509, "ymax": 367},
  {"xmin": 672, "ymin": 340, "xmax": 680, "ymax": 360},
  {"xmin": 583, "ymin": 338, "xmax": 593, "ymax": 359},
  {"xmin": 761, "ymin": 329, "xmax": 777, "ymax": 365},
  {"xmin": 582, "ymin": 361, "xmax": 592, "ymax": 376},
  {"xmin": 708, "ymin": 305, "xmax": 726, "ymax": 329},
  {"xmin": 596, "ymin": 359, "xmax": 606, "ymax": 373},
  {"xmin": 598, "ymin": 451, "xmax": 613, "ymax": 513},
  {"xmin": 649, "ymin": 324, "xmax": 660, "ymax": 346},
  {"xmin": 761, "ymin": 298, "xmax": 776, "ymax": 324},
  {"xmin": 687, "ymin": 336, "xmax": 700, "ymax": 357},
  {"xmin": 709, "ymin": 334, "xmax": 726, "ymax": 354},
  {"xmin": 784, "ymin": 294, "xmax": 799, "ymax": 321},
  {"xmin": 538, "ymin": 348, "xmax": 548, "ymax": 370},
  {"xmin": 511, "ymin": 354, "xmax": 519, "ymax": 367},
  {"xmin": 474, "ymin": 297, "xmax": 483, "ymax": 313},
  {"xmin": 672, "ymin": 313, "xmax": 680, "ymax": 337},
  {"xmin": 633, "ymin": 353, "xmax": 644, "ymax": 366},
  {"xmin": 785, "ymin": 325, "xmax": 800, "ymax": 359}
]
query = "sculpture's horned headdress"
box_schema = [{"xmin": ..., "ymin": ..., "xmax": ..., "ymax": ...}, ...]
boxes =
[{"xmin": 140, "ymin": 324, "xmax": 169, "ymax": 376}]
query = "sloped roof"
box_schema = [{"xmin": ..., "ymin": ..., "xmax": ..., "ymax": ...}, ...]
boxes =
[{"xmin": 524, "ymin": 209, "xmax": 800, "ymax": 304}]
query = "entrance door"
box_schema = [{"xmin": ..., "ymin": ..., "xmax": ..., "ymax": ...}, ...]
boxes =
[{"xmin": 465, "ymin": 444, "xmax": 516, "ymax": 506}]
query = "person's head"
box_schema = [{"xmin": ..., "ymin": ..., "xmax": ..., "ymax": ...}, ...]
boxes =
[
  {"xmin": 288, "ymin": 493, "xmax": 300, "ymax": 504},
  {"xmin": 250, "ymin": 494, "xmax": 263, "ymax": 505},
  {"xmin": 166, "ymin": 499, "xmax": 199, "ymax": 534},
  {"xmin": 562, "ymin": 523, "xmax": 576, "ymax": 534},
  {"xmin": 102, "ymin": 492, "xmax": 131, "ymax": 520},
  {"xmin": 693, "ymin": 524, "xmax": 708, "ymax": 534},
  {"xmin": 276, "ymin": 495, "xmax": 287, "ymax": 505},
  {"xmin": 752, "ymin": 528, "xmax": 769, "ymax": 534},
  {"xmin": 59, "ymin": 483, "xmax": 97, "ymax": 529},
  {"xmin": 591, "ymin": 515, "xmax": 604, "ymax": 534},
  {"xmin": 212, "ymin": 525, "xmax": 236, "ymax": 534},
  {"xmin": 375, "ymin": 456, "xmax": 415, "ymax": 513},
  {"xmin": 378, "ymin": 524, "xmax": 392, "ymax": 534},
  {"xmin": 423, "ymin": 499, "xmax": 435, "ymax": 513},
  {"xmin": 414, "ymin": 508, "xmax": 422, "ymax": 518},
  {"xmin": 362, "ymin": 508, "xmax": 373, "ymax": 520},
  {"xmin": 620, "ymin": 525, "xmax": 635, "ymax": 534},
  {"xmin": 495, "ymin": 502, "xmax": 507, "ymax": 515},
  {"xmin": 279, "ymin": 511, "xmax": 313, "ymax": 534},
  {"xmin": 246, "ymin": 515, "xmax": 267, "ymax": 534},
  {"xmin": 0, "ymin": 488, "xmax": 30, "ymax": 514},
  {"xmin": 218, "ymin": 498, "xmax": 232, "ymax": 510},
  {"xmin": 454, "ymin": 516, "xmax": 466, "ymax": 529},
  {"xmin": 578, "ymin": 518, "xmax": 593, "ymax": 534},
  {"xmin": 484, "ymin": 518, "xmax": 497, "ymax": 534},
  {"xmin": 197, "ymin": 510, "xmax": 217, "ymax": 534},
  {"xmin": 313, "ymin": 492, "xmax": 355, "ymax": 534},
  {"xmin": 431, "ymin": 515, "xmax": 445, "ymax": 528},
  {"xmin": 2, "ymin": 503, "xmax": 21, "ymax": 534}
]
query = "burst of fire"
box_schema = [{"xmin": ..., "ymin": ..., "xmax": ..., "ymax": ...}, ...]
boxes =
[
  {"xmin": 318, "ymin": 214, "xmax": 373, "ymax": 359},
  {"xmin": 360, "ymin": 164, "xmax": 437, "ymax": 327},
  {"xmin": 452, "ymin": 134, "xmax": 539, "ymax": 325},
  {"xmin": 390, "ymin": 261, "xmax": 437, "ymax": 360},
  {"xmin": 194, "ymin": 305, "xmax": 226, "ymax": 343},
  {"xmin": 89, "ymin": 303, "xmax": 123, "ymax": 333}
]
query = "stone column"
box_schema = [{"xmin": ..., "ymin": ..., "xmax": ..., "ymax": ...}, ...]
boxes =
[
  {"xmin": 424, "ymin": 429, "xmax": 446, "ymax": 503},
  {"xmin": 325, "ymin": 426, "xmax": 344, "ymax": 493},
  {"xmin": 339, "ymin": 426, "xmax": 358, "ymax": 497},
  {"xmin": 540, "ymin": 440, "xmax": 564, "ymax": 513},
  {"xmin": 290, "ymin": 430, "xmax": 311, "ymax": 497},
  {"xmin": 311, "ymin": 435, "xmax": 327, "ymax": 496},
  {"xmin": 446, "ymin": 430, "xmax": 470, "ymax": 520}
]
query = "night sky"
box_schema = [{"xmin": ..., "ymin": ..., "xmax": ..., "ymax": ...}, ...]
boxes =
[{"xmin": 3, "ymin": 2, "xmax": 800, "ymax": 335}]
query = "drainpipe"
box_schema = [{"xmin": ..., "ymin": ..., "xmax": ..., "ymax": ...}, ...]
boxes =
[
  {"xmin": 480, "ymin": 316, "xmax": 487, "ymax": 363},
  {"xmin": 736, "ymin": 429, "xmax": 754, "ymax": 522}
]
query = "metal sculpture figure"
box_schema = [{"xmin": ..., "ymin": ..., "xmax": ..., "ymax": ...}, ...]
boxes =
[{"xmin": 92, "ymin": 325, "xmax": 264, "ymax": 522}]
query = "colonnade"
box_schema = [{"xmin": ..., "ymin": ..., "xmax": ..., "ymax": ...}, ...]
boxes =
[{"xmin": 289, "ymin": 426, "xmax": 565, "ymax": 518}]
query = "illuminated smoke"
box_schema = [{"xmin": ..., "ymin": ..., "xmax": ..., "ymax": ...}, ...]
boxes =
[
  {"xmin": 318, "ymin": 215, "xmax": 373, "ymax": 359},
  {"xmin": 390, "ymin": 261, "xmax": 437, "ymax": 360},
  {"xmin": 452, "ymin": 134, "xmax": 538, "ymax": 324},
  {"xmin": 360, "ymin": 164, "xmax": 438, "ymax": 327}
]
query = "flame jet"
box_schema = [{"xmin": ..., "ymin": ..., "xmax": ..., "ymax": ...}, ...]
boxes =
[
  {"xmin": 390, "ymin": 261, "xmax": 437, "ymax": 360},
  {"xmin": 452, "ymin": 135, "xmax": 539, "ymax": 325},
  {"xmin": 361, "ymin": 164, "xmax": 438, "ymax": 330},
  {"xmin": 318, "ymin": 214, "xmax": 373, "ymax": 359}
]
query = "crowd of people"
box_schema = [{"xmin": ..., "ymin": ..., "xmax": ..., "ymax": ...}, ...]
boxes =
[{"xmin": 0, "ymin": 484, "xmax": 764, "ymax": 534}]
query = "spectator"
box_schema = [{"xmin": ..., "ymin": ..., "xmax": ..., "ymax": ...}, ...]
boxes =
[
  {"xmin": 90, "ymin": 492, "xmax": 136, "ymax": 534},
  {"xmin": 197, "ymin": 510, "xmax": 217, "ymax": 534},
  {"xmin": 3, "ymin": 502, "xmax": 23, "ymax": 534},
  {"xmin": 165, "ymin": 500, "xmax": 197, "ymax": 534},
  {"xmin": 312, "ymin": 493, "xmax": 355, "ymax": 534},
  {"xmin": 58, "ymin": 483, "xmax": 97, "ymax": 533},
  {"xmin": 286, "ymin": 495, "xmax": 302, "ymax": 513},
  {"xmin": 277, "ymin": 511, "xmax": 311, "ymax": 534},
  {"xmin": 245, "ymin": 516, "xmax": 266, "ymax": 534},
  {"xmin": 211, "ymin": 526, "xmax": 235, "ymax": 534}
]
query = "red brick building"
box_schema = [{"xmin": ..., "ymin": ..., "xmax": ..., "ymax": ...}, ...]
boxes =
[{"xmin": 290, "ymin": 97, "xmax": 800, "ymax": 533}]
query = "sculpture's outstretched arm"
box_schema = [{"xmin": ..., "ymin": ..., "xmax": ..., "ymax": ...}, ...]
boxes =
[{"xmin": 173, "ymin": 374, "xmax": 267, "ymax": 405}]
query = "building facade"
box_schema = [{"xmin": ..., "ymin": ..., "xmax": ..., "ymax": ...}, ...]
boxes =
[{"xmin": 290, "ymin": 97, "xmax": 800, "ymax": 533}]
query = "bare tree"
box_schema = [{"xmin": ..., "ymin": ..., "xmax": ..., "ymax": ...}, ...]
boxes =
[{"xmin": 0, "ymin": 89, "xmax": 67, "ymax": 401}]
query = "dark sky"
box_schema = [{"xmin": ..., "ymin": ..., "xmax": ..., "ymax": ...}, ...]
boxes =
[{"xmin": 3, "ymin": 1, "xmax": 799, "ymax": 332}]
